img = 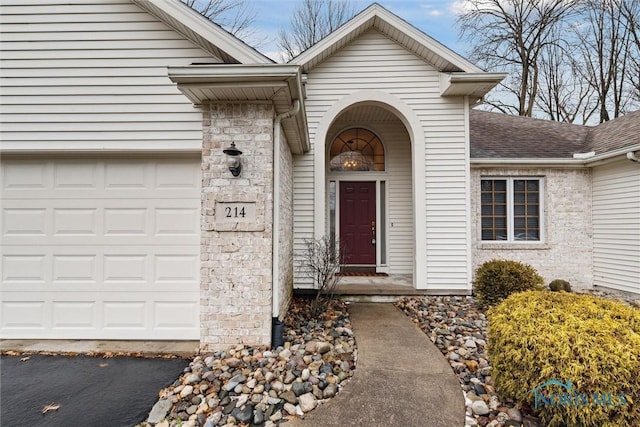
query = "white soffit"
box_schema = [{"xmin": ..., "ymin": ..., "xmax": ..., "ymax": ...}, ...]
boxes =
[{"xmin": 440, "ymin": 73, "xmax": 507, "ymax": 98}]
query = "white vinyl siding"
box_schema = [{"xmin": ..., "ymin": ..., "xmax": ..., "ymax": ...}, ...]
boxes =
[
  {"xmin": 0, "ymin": 156, "xmax": 201, "ymax": 339},
  {"xmin": 592, "ymin": 159, "xmax": 640, "ymax": 294},
  {"xmin": 0, "ymin": 0, "xmax": 219, "ymax": 152},
  {"xmin": 293, "ymin": 30, "xmax": 469, "ymax": 289},
  {"xmin": 382, "ymin": 123, "xmax": 413, "ymax": 274}
]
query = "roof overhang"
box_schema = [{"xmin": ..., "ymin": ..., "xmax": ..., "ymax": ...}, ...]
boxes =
[
  {"xmin": 440, "ymin": 73, "xmax": 507, "ymax": 99},
  {"xmin": 168, "ymin": 64, "xmax": 309, "ymax": 154},
  {"xmin": 471, "ymin": 158, "xmax": 587, "ymax": 168},
  {"xmin": 292, "ymin": 3, "xmax": 484, "ymax": 73},
  {"xmin": 132, "ymin": 0, "xmax": 272, "ymax": 64},
  {"xmin": 471, "ymin": 143, "xmax": 640, "ymax": 168}
]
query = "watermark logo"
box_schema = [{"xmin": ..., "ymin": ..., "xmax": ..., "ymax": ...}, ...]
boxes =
[{"xmin": 531, "ymin": 379, "xmax": 628, "ymax": 409}]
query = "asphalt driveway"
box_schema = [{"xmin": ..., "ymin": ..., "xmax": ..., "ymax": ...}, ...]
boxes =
[{"xmin": 1, "ymin": 353, "xmax": 189, "ymax": 427}]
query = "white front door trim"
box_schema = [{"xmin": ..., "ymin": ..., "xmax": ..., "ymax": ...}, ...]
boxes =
[{"xmin": 313, "ymin": 90, "xmax": 426, "ymax": 288}]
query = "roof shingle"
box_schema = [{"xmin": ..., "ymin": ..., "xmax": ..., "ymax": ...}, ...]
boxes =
[{"xmin": 470, "ymin": 109, "xmax": 640, "ymax": 159}]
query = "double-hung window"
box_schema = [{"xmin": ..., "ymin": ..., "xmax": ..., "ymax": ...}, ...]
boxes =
[{"xmin": 480, "ymin": 177, "xmax": 543, "ymax": 242}]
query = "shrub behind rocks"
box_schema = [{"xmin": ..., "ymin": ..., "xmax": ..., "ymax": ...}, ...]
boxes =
[
  {"xmin": 549, "ymin": 279, "xmax": 571, "ymax": 292},
  {"xmin": 473, "ymin": 259, "xmax": 544, "ymax": 307},
  {"xmin": 488, "ymin": 291, "xmax": 640, "ymax": 427}
]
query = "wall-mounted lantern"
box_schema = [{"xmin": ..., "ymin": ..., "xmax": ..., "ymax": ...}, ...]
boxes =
[{"xmin": 223, "ymin": 142, "xmax": 242, "ymax": 177}]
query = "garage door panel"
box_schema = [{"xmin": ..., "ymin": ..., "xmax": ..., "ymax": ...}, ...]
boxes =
[
  {"xmin": 155, "ymin": 208, "xmax": 199, "ymax": 235},
  {"xmin": 3, "ymin": 215, "xmax": 199, "ymax": 246},
  {"xmin": 53, "ymin": 254, "xmax": 98, "ymax": 283},
  {"xmin": 2, "ymin": 158, "xmax": 200, "ymax": 199},
  {"xmin": 1, "ymin": 291, "xmax": 200, "ymax": 340},
  {"xmin": 1, "ymin": 160, "xmax": 50, "ymax": 190},
  {"xmin": 53, "ymin": 161, "xmax": 100, "ymax": 189},
  {"xmin": 155, "ymin": 301, "xmax": 199, "ymax": 330},
  {"xmin": 2, "ymin": 188, "xmax": 200, "ymax": 200},
  {"xmin": 103, "ymin": 301, "xmax": 147, "ymax": 329},
  {"xmin": 2, "ymin": 254, "xmax": 47, "ymax": 283},
  {"xmin": 2, "ymin": 208, "xmax": 48, "ymax": 236},
  {"xmin": 52, "ymin": 301, "xmax": 97, "ymax": 329},
  {"xmin": 104, "ymin": 255, "xmax": 148, "ymax": 283},
  {"xmin": 0, "ymin": 157, "xmax": 200, "ymax": 340},
  {"xmin": 104, "ymin": 161, "xmax": 149, "ymax": 189},
  {"xmin": 1, "ymin": 301, "xmax": 48, "ymax": 330},
  {"xmin": 54, "ymin": 208, "xmax": 98, "ymax": 236},
  {"xmin": 2, "ymin": 248, "xmax": 198, "ymax": 291},
  {"xmin": 104, "ymin": 207, "xmax": 148, "ymax": 236}
]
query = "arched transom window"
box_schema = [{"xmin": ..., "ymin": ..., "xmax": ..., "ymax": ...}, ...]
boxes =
[{"xmin": 329, "ymin": 128, "xmax": 385, "ymax": 171}]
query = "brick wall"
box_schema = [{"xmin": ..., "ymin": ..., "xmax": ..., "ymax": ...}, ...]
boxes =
[
  {"xmin": 200, "ymin": 102, "xmax": 274, "ymax": 350},
  {"xmin": 471, "ymin": 167, "xmax": 593, "ymax": 288}
]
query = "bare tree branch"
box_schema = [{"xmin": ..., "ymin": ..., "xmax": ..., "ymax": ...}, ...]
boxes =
[
  {"xmin": 181, "ymin": 0, "xmax": 257, "ymax": 43},
  {"xmin": 298, "ymin": 236, "xmax": 344, "ymax": 315},
  {"xmin": 458, "ymin": 0, "xmax": 579, "ymax": 117},
  {"xmin": 573, "ymin": 0, "xmax": 638, "ymax": 122},
  {"xmin": 278, "ymin": 0, "xmax": 356, "ymax": 62}
]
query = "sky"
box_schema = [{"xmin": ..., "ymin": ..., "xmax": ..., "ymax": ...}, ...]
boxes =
[{"xmin": 244, "ymin": 0, "xmax": 467, "ymax": 62}]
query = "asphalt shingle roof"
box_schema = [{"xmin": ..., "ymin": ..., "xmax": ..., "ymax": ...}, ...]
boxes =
[{"xmin": 470, "ymin": 109, "xmax": 640, "ymax": 159}]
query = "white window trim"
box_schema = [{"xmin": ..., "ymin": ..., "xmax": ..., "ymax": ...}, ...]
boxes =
[{"xmin": 480, "ymin": 177, "xmax": 545, "ymax": 244}]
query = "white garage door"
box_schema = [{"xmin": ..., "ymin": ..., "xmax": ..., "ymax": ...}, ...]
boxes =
[{"xmin": 0, "ymin": 156, "xmax": 201, "ymax": 340}]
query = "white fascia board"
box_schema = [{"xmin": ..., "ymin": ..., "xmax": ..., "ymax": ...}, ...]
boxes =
[
  {"xmin": 168, "ymin": 64, "xmax": 301, "ymax": 83},
  {"xmin": 292, "ymin": 8, "xmax": 375, "ymax": 66},
  {"xmin": 471, "ymin": 144, "xmax": 640, "ymax": 168},
  {"xmin": 585, "ymin": 143, "xmax": 640, "ymax": 165},
  {"xmin": 133, "ymin": 0, "xmax": 272, "ymax": 64},
  {"xmin": 471, "ymin": 158, "xmax": 587, "ymax": 168},
  {"xmin": 293, "ymin": 3, "xmax": 483, "ymax": 73},
  {"xmin": 440, "ymin": 73, "xmax": 507, "ymax": 97},
  {"xmin": 372, "ymin": 6, "xmax": 484, "ymax": 73}
]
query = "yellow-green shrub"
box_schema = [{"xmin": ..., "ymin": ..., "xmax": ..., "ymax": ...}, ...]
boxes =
[
  {"xmin": 488, "ymin": 291, "xmax": 640, "ymax": 427},
  {"xmin": 473, "ymin": 259, "xmax": 544, "ymax": 307}
]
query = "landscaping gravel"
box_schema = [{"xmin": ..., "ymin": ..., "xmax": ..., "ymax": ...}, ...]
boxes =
[
  {"xmin": 140, "ymin": 298, "xmax": 356, "ymax": 427},
  {"xmin": 139, "ymin": 288, "xmax": 637, "ymax": 427},
  {"xmin": 396, "ymin": 289, "xmax": 640, "ymax": 427}
]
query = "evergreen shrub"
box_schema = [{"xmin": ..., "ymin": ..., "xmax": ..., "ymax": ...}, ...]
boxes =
[
  {"xmin": 549, "ymin": 279, "xmax": 572, "ymax": 292},
  {"xmin": 488, "ymin": 291, "xmax": 640, "ymax": 427},
  {"xmin": 473, "ymin": 259, "xmax": 544, "ymax": 307}
]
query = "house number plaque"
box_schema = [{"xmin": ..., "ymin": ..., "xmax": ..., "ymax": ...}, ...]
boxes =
[{"xmin": 216, "ymin": 202, "xmax": 256, "ymax": 222}]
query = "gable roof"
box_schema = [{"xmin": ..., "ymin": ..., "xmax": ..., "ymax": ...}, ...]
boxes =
[
  {"xmin": 291, "ymin": 3, "xmax": 483, "ymax": 74},
  {"xmin": 470, "ymin": 109, "xmax": 640, "ymax": 162},
  {"xmin": 133, "ymin": 0, "xmax": 272, "ymax": 64}
]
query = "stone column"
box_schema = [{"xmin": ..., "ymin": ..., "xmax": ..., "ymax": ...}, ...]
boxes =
[{"xmin": 200, "ymin": 102, "xmax": 274, "ymax": 350}]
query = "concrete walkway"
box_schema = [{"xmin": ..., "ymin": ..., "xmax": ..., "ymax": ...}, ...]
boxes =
[{"xmin": 289, "ymin": 303, "xmax": 465, "ymax": 427}]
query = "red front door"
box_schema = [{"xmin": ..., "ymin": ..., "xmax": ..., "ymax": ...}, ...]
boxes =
[{"xmin": 340, "ymin": 181, "xmax": 376, "ymax": 265}]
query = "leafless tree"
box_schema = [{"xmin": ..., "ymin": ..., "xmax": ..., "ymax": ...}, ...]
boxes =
[
  {"xmin": 573, "ymin": 0, "xmax": 636, "ymax": 122},
  {"xmin": 536, "ymin": 33, "xmax": 598, "ymax": 123},
  {"xmin": 458, "ymin": 0, "xmax": 579, "ymax": 117},
  {"xmin": 278, "ymin": 0, "xmax": 356, "ymax": 61},
  {"xmin": 620, "ymin": 0, "xmax": 640, "ymax": 100},
  {"xmin": 181, "ymin": 0, "xmax": 256, "ymax": 40}
]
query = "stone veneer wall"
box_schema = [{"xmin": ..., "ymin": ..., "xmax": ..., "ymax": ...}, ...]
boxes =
[
  {"xmin": 277, "ymin": 123, "xmax": 294, "ymax": 318},
  {"xmin": 201, "ymin": 102, "xmax": 274, "ymax": 350},
  {"xmin": 471, "ymin": 168, "xmax": 593, "ymax": 288}
]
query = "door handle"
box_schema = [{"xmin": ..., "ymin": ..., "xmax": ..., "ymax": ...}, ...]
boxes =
[{"xmin": 371, "ymin": 221, "xmax": 376, "ymax": 245}]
